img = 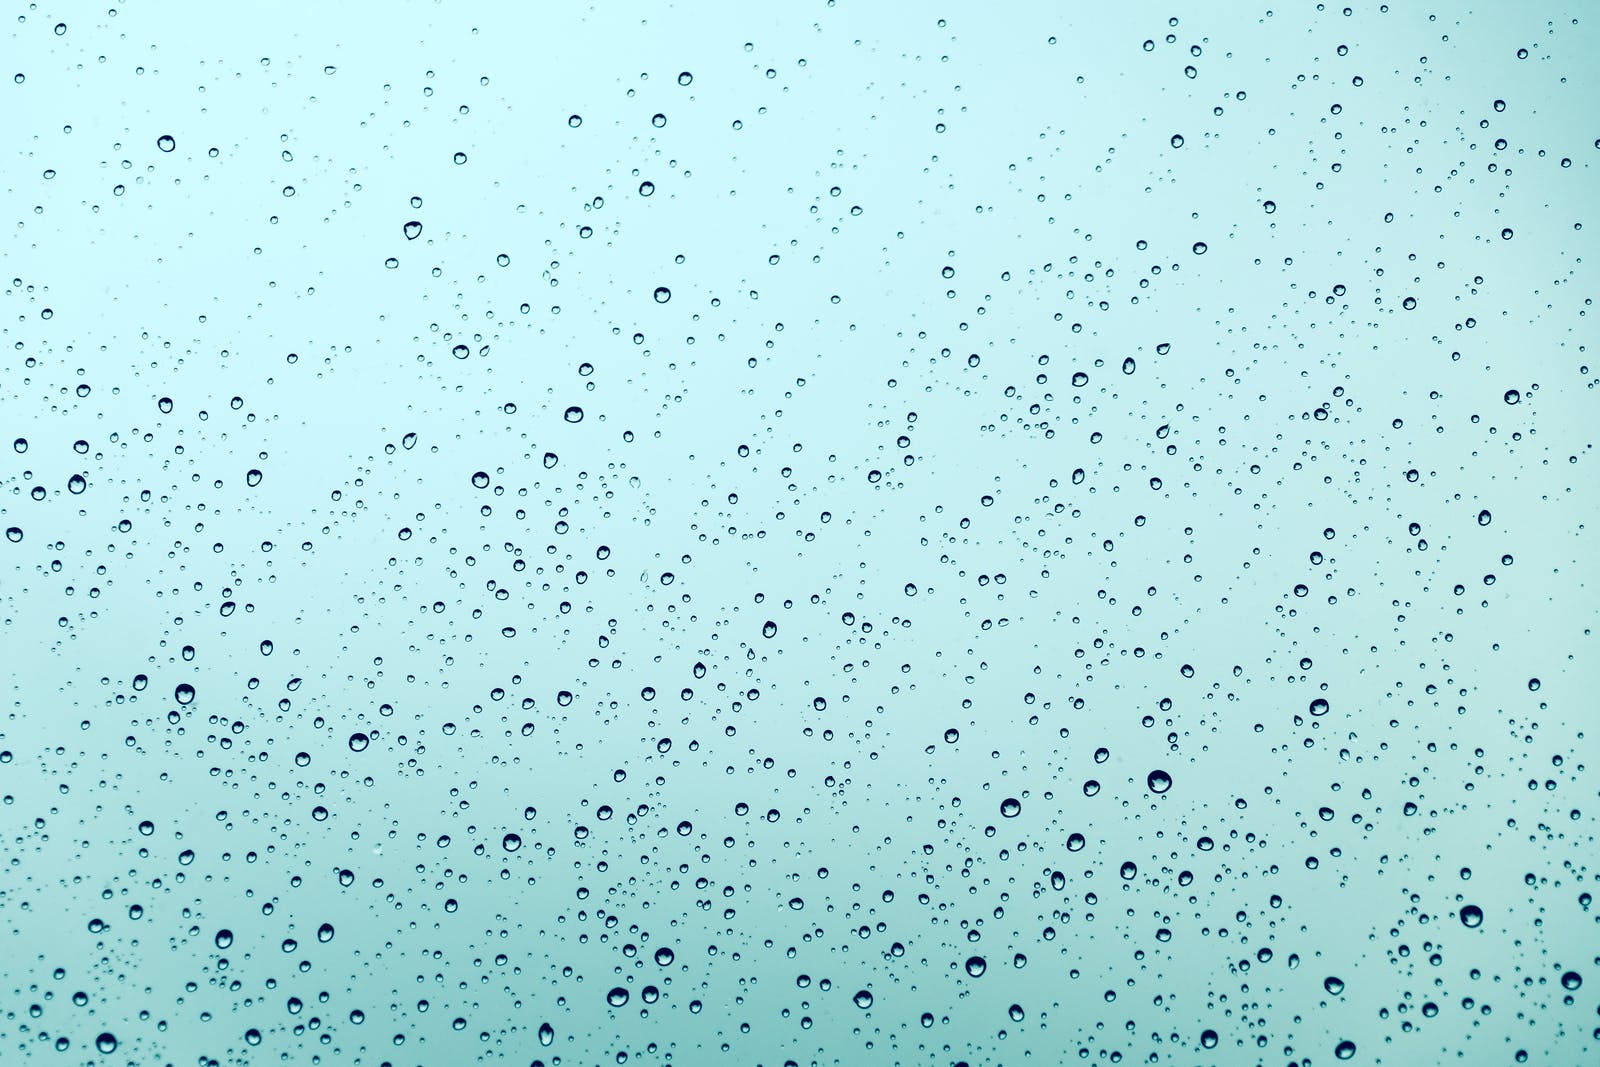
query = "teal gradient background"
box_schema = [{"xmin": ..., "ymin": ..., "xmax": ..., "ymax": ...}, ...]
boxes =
[{"xmin": 3, "ymin": 2, "xmax": 1596, "ymax": 1064}]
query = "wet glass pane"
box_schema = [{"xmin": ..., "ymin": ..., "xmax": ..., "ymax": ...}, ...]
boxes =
[{"xmin": 3, "ymin": 4, "xmax": 1596, "ymax": 1064}]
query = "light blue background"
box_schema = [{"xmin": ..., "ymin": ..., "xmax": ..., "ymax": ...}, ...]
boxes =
[{"xmin": 3, "ymin": 2, "xmax": 1596, "ymax": 1064}]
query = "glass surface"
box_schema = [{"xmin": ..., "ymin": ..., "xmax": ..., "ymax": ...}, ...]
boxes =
[{"xmin": 3, "ymin": 4, "xmax": 1596, "ymax": 1064}]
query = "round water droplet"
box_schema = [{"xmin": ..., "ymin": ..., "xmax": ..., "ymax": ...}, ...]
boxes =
[
  {"xmin": 1147, "ymin": 769, "xmax": 1172, "ymax": 793},
  {"xmin": 606, "ymin": 986, "xmax": 629, "ymax": 1006},
  {"xmin": 1460, "ymin": 904, "xmax": 1484, "ymax": 928},
  {"xmin": 965, "ymin": 955, "xmax": 986, "ymax": 977},
  {"xmin": 1000, "ymin": 797, "xmax": 1021, "ymax": 818},
  {"xmin": 1324, "ymin": 975, "xmax": 1345, "ymax": 995},
  {"xmin": 1335, "ymin": 1039, "xmax": 1356, "ymax": 1060},
  {"xmin": 502, "ymin": 832, "xmax": 521, "ymax": 852},
  {"xmin": 95, "ymin": 1033, "xmax": 117, "ymax": 1054},
  {"xmin": 348, "ymin": 732, "xmax": 368, "ymax": 752},
  {"xmin": 853, "ymin": 989, "xmax": 873, "ymax": 1009},
  {"xmin": 653, "ymin": 286, "xmax": 671, "ymax": 303},
  {"xmin": 157, "ymin": 134, "xmax": 175, "ymax": 152}
]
